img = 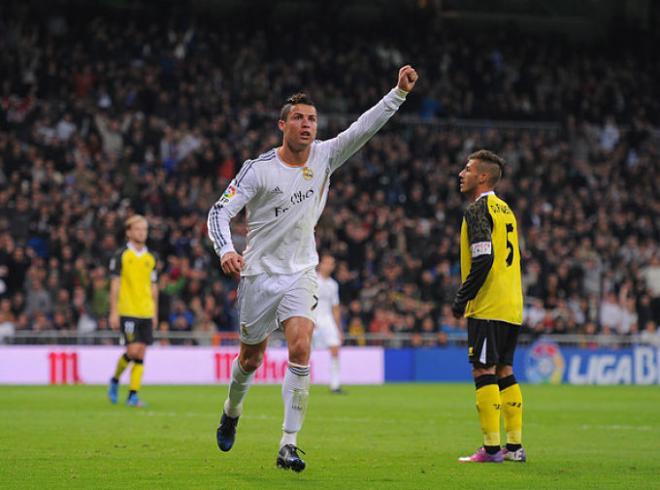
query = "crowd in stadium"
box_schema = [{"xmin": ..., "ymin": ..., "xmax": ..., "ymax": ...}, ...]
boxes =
[{"xmin": 1, "ymin": 6, "xmax": 659, "ymax": 345}]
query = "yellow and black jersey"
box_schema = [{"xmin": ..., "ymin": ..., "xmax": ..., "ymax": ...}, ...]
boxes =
[
  {"xmin": 454, "ymin": 192, "xmax": 523, "ymax": 325},
  {"xmin": 109, "ymin": 244, "xmax": 158, "ymax": 319}
]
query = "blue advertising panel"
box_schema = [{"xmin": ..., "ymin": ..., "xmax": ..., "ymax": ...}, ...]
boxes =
[
  {"xmin": 384, "ymin": 347, "xmax": 471, "ymax": 383},
  {"xmin": 384, "ymin": 349, "xmax": 414, "ymax": 382},
  {"xmin": 523, "ymin": 341, "xmax": 660, "ymax": 385},
  {"xmin": 413, "ymin": 348, "xmax": 472, "ymax": 382},
  {"xmin": 384, "ymin": 342, "xmax": 660, "ymax": 385}
]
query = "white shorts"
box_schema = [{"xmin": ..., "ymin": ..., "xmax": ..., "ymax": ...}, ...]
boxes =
[
  {"xmin": 237, "ymin": 267, "xmax": 318, "ymax": 345},
  {"xmin": 313, "ymin": 315, "xmax": 341, "ymax": 349}
]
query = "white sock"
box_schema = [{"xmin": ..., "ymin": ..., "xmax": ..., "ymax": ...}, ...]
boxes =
[
  {"xmin": 330, "ymin": 356, "xmax": 340, "ymax": 390},
  {"xmin": 224, "ymin": 357, "xmax": 254, "ymax": 418},
  {"xmin": 280, "ymin": 362, "xmax": 310, "ymax": 448},
  {"xmin": 280, "ymin": 431, "xmax": 297, "ymax": 448}
]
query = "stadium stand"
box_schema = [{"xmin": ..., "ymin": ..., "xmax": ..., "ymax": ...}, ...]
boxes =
[{"xmin": 0, "ymin": 2, "xmax": 658, "ymax": 345}]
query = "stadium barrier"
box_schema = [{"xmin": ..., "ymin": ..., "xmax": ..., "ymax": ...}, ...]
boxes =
[
  {"xmin": 385, "ymin": 341, "xmax": 660, "ymax": 385},
  {"xmin": 0, "ymin": 346, "xmax": 384, "ymax": 385},
  {"xmin": 1, "ymin": 339, "xmax": 659, "ymax": 385}
]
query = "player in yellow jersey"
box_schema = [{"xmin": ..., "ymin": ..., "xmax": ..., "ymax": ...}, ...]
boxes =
[
  {"xmin": 107, "ymin": 215, "xmax": 158, "ymax": 407},
  {"xmin": 452, "ymin": 150, "xmax": 526, "ymax": 463}
]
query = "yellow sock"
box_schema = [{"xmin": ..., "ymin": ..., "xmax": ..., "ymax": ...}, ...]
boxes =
[
  {"xmin": 113, "ymin": 353, "xmax": 131, "ymax": 380},
  {"xmin": 129, "ymin": 359, "xmax": 144, "ymax": 392},
  {"xmin": 475, "ymin": 375, "xmax": 501, "ymax": 447},
  {"xmin": 499, "ymin": 376, "xmax": 523, "ymax": 446}
]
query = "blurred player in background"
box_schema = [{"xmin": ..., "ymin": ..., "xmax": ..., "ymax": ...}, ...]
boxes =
[
  {"xmin": 452, "ymin": 150, "xmax": 526, "ymax": 463},
  {"xmin": 107, "ymin": 215, "xmax": 158, "ymax": 407},
  {"xmin": 314, "ymin": 254, "xmax": 344, "ymax": 393},
  {"xmin": 208, "ymin": 66, "xmax": 418, "ymax": 472}
]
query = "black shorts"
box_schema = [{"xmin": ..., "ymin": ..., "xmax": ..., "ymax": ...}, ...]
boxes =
[
  {"xmin": 120, "ymin": 316, "xmax": 153, "ymax": 345},
  {"xmin": 467, "ymin": 318, "xmax": 520, "ymax": 367}
]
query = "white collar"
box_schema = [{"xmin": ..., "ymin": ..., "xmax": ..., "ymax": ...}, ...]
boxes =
[
  {"xmin": 127, "ymin": 242, "xmax": 148, "ymax": 256},
  {"xmin": 477, "ymin": 190, "xmax": 495, "ymax": 200}
]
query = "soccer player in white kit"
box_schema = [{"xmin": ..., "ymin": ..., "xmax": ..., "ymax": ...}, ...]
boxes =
[
  {"xmin": 208, "ymin": 65, "xmax": 418, "ymax": 472},
  {"xmin": 314, "ymin": 254, "xmax": 344, "ymax": 393}
]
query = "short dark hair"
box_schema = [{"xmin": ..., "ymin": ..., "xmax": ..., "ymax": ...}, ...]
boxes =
[
  {"xmin": 279, "ymin": 93, "xmax": 315, "ymax": 121},
  {"xmin": 468, "ymin": 149, "xmax": 505, "ymax": 185}
]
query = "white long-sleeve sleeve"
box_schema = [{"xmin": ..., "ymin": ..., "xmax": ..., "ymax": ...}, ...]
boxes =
[
  {"xmin": 207, "ymin": 164, "xmax": 259, "ymax": 258},
  {"xmin": 323, "ymin": 87, "xmax": 408, "ymax": 173}
]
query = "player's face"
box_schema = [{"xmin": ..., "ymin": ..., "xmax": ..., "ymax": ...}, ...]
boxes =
[
  {"xmin": 458, "ymin": 160, "xmax": 480, "ymax": 195},
  {"xmin": 320, "ymin": 256, "xmax": 335, "ymax": 275},
  {"xmin": 279, "ymin": 104, "xmax": 318, "ymax": 151},
  {"xmin": 127, "ymin": 220, "xmax": 148, "ymax": 245}
]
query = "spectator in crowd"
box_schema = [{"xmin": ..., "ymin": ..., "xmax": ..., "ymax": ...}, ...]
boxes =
[
  {"xmin": 25, "ymin": 278, "xmax": 52, "ymax": 319},
  {"xmin": 641, "ymin": 255, "xmax": 660, "ymax": 322},
  {"xmin": 639, "ymin": 321, "xmax": 660, "ymax": 347},
  {"xmin": 169, "ymin": 299, "xmax": 195, "ymax": 345},
  {"xmin": 0, "ymin": 297, "xmax": 16, "ymax": 341}
]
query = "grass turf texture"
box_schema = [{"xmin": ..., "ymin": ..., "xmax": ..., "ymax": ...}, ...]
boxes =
[{"xmin": 1, "ymin": 384, "xmax": 658, "ymax": 489}]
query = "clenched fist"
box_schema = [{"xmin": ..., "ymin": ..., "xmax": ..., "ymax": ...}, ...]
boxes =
[
  {"xmin": 221, "ymin": 251, "xmax": 244, "ymax": 277},
  {"xmin": 397, "ymin": 65, "xmax": 419, "ymax": 92}
]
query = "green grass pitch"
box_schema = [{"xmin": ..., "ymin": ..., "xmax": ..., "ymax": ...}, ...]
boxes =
[{"xmin": 1, "ymin": 384, "xmax": 658, "ymax": 489}]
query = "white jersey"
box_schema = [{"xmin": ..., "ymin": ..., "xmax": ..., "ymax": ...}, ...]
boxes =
[
  {"xmin": 316, "ymin": 273, "xmax": 340, "ymax": 322},
  {"xmin": 208, "ymin": 87, "xmax": 408, "ymax": 276}
]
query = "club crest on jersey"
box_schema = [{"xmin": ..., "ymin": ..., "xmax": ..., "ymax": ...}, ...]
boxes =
[{"xmin": 302, "ymin": 167, "xmax": 313, "ymax": 180}]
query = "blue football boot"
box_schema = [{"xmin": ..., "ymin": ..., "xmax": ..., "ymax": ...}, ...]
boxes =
[
  {"xmin": 126, "ymin": 392, "xmax": 146, "ymax": 407},
  {"xmin": 216, "ymin": 412, "xmax": 239, "ymax": 452},
  {"xmin": 108, "ymin": 379, "xmax": 119, "ymax": 404}
]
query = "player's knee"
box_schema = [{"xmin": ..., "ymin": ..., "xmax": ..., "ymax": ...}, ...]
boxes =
[
  {"xmin": 239, "ymin": 353, "xmax": 263, "ymax": 373},
  {"xmin": 472, "ymin": 363, "xmax": 496, "ymax": 378},
  {"xmin": 496, "ymin": 364, "xmax": 513, "ymax": 378},
  {"xmin": 288, "ymin": 339, "xmax": 311, "ymax": 365}
]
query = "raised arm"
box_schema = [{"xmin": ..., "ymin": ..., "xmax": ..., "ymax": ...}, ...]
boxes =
[
  {"xmin": 326, "ymin": 65, "xmax": 418, "ymax": 172},
  {"xmin": 207, "ymin": 163, "xmax": 259, "ymax": 275}
]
